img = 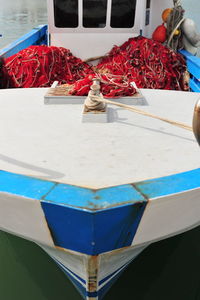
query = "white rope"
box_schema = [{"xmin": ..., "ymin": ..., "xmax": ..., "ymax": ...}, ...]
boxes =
[
  {"xmin": 85, "ymin": 91, "xmax": 106, "ymax": 111},
  {"xmin": 91, "ymin": 95, "xmax": 192, "ymax": 131},
  {"xmin": 167, "ymin": 17, "xmax": 185, "ymax": 47}
]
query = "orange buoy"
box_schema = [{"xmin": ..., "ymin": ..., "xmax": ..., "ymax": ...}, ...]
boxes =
[
  {"xmin": 162, "ymin": 8, "xmax": 173, "ymax": 23},
  {"xmin": 152, "ymin": 24, "xmax": 167, "ymax": 43}
]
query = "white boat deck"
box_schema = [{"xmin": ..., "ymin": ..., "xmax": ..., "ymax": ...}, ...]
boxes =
[{"xmin": 0, "ymin": 88, "xmax": 199, "ymax": 188}]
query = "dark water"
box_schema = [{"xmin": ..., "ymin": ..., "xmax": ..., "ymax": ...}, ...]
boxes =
[{"xmin": 1, "ymin": 227, "xmax": 200, "ymax": 300}]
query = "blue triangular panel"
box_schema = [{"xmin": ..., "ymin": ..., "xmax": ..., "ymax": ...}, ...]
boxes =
[{"xmin": 41, "ymin": 200, "xmax": 147, "ymax": 255}]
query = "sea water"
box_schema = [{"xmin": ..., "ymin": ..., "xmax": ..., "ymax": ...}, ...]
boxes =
[{"xmin": 0, "ymin": 0, "xmax": 47, "ymax": 48}]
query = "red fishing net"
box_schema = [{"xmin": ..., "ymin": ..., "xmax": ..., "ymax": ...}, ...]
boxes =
[
  {"xmin": 70, "ymin": 73, "xmax": 136, "ymax": 97},
  {"xmin": 97, "ymin": 36, "xmax": 188, "ymax": 91},
  {"xmin": 1, "ymin": 45, "xmax": 93, "ymax": 88},
  {"xmin": 0, "ymin": 37, "xmax": 189, "ymax": 97}
]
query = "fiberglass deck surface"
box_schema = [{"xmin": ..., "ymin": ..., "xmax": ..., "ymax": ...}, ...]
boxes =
[{"xmin": 0, "ymin": 88, "xmax": 199, "ymax": 188}]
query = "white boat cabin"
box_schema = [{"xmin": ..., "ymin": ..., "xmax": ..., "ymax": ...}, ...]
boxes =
[{"xmin": 47, "ymin": 0, "xmax": 172, "ymax": 59}]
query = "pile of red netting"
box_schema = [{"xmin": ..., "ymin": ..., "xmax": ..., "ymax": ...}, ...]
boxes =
[
  {"xmin": 97, "ymin": 36, "xmax": 188, "ymax": 91},
  {"xmin": 70, "ymin": 73, "xmax": 136, "ymax": 97},
  {"xmin": 0, "ymin": 36, "xmax": 189, "ymax": 97},
  {"xmin": 1, "ymin": 45, "xmax": 93, "ymax": 88}
]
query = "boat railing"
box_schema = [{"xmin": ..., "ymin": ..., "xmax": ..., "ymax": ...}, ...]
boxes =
[
  {"xmin": 0, "ymin": 24, "xmax": 48, "ymax": 59},
  {"xmin": 179, "ymin": 49, "xmax": 200, "ymax": 93}
]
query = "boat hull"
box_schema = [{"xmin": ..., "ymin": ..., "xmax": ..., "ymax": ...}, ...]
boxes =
[
  {"xmin": 40, "ymin": 243, "xmax": 149, "ymax": 300},
  {"xmin": 0, "ymin": 167, "xmax": 200, "ymax": 298}
]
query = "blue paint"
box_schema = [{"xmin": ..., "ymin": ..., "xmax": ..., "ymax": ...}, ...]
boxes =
[
  {"xmin": 41, "ymin": 200, "xmax": 146, "ymax": 255},
  {"xmin": 53, "ymin": 258, "xmax": 86, "ymax": 284},
  {"xmin": 53, "ymin": 250, "xmax": 134, "ymax": 300},
  {"xmin": 44, "ymin": 183, "xmax": 144, "ymax": 210},
  {"xmin": 65, "ymin": 272, "xmax": 86, "ymax": 299},
  {"xmin": 2, "ymin": 168, "xmax": 200, "ymax": 255},
  {"xmin": 0, "ymin": 25, "xmax": 48, "ymax": 59},
  {"xmin": 179, "ymin": 49, "xmax": 200, "ymax": 92},
  {"xmin": 41, "ymin": 202, "xmax": 95, "ymax": 254},
  {"xmin": 99, "ymin": 259, "xmax": 132, "ymax": 286},
  {"xmin": 55, "ymin": 261, "xmax": 87, "ymax": 299},
  {"xmin": 135, "ymin": 168, "xmax": 200, "ymax": 199},
  {"xmin": 92, "ymin": 203, "xmax": 146, "ymax": 254},
  {"xmin": 86, "ymin": 291, "xmax": 98, "ymax": 297},
  {"xmin": 98, "ymin": 263, "xmax": 130, "ymax": 300},
  {"xmin": 190, "ymin": 77, "xmax": 200, "ymax": 92},
  {"xmin": 0, "ymin": 170, "xmax": 54, "ymax": 200},
  {"xmin": 96, "ymin": 185, "xmax": 144, "ymax": 207}
]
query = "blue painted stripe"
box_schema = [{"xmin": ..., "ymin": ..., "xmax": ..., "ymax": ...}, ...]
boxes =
[
  {"xmin": 179, "ymin": 49, "xmax": 200, "ymax": 91},
  {"xmin": 54, "ymin": 253, "xmax": 132, "ymax": 299},
  {"xmin": 1, "ymin": 166, "xmax": 200, "ymax": 207},
  {"xmin": 99, "ymin": 260, "xmax": 131, "ymax": 286},
  {"xmin": 86, "ymin": 291, "xmax": 98, "ymax": 297},
  {"xmin": 190, "ymin": 77, "xmax": 200, "ymax": 93},
  {"xmin": 44, "ymin": 183, "xmax": 145, "ymax": 210},
  {"xmin": 179, "ymin": 49, "xmax": 200, "ymax": 79},
  {"xmin": 53, "ymin": 257, "xmax": 86, "ymax": 285},
  {"xmin": 55, "ymin": 261, "xmax": 87, "ymax": 299},
  {"xmin": 135, "ymin": 168, "xmax": 200, "ymax": 199},
  {"xmin": 0, "ymin": 169, "xmax": 147, "ymax": 255},
  {"xmin": 2, "ymin": 168, "xmax": 199, "ymax": 255},
  {"xmin": 0, "ymin": 170, "xmax": 55, "ymax": 199},
  {"xmin": 0, "ymin": 25, "xmax": 48, "ymax": 59},
  {"xmin": 97, "ymin": 263, "xmax": 131, "ymax": 300}
]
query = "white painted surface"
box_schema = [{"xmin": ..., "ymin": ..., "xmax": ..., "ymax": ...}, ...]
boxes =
[
  {"xmin": 0, "ymin": 88, "xmax": 199, "ymax": 188},
  {"xmin": 98, "ymin": 244, "xmax": 148, "ymax": 284},
  {"xmin": 82, "ymin": 107, "xmax": 108, "ymax": 123},
  {"xmin": 41, "ymin": 243, "xmax": 148, "ymax": 292},
  {"xmin": 47, "ymin": 0, "xmax": 143, "ymax": 34},
  {"xmin": 148, "ymin": 0, "xmax": 172, "ymax": 37},
  {"xmin": 50, "ymin": 33, "xmax": 140, "ymax": 60},
  {"xmin": 133, "ymin": 188, "xmax": 200, "ymax": 246},
  {"xmin": 48, "ymin": 0, "xmax": 173, "ymax": 58},
  {"xmin": 0, "ymin": 192, "xmax": 54, "ymax": 246},
  {"xmin": 41, "ymin": 245, "xmax": 89, "ymax": 281},
  {"xmin": 44, "ymin": 94, "xmax": 147, "ymax": 105},
  {"xmin": 47, "ymin": 0, "xmax": 143, "ymax": 59}
]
